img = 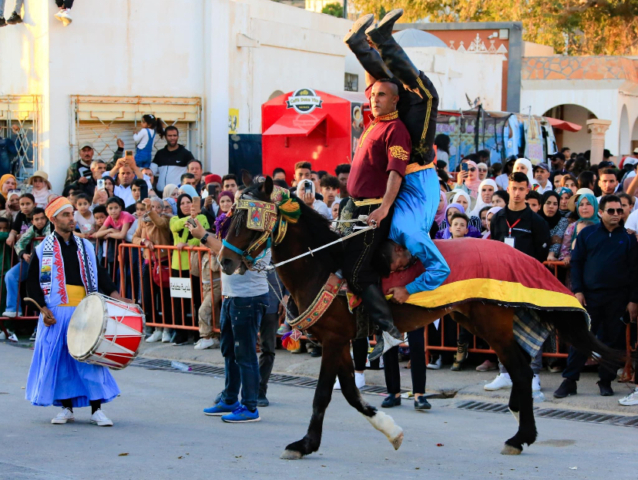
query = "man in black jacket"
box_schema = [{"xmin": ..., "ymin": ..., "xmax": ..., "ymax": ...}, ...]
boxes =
[
  {"xmin": 555, "ymin": 195, "xmax": 638, "ymax": 398},
  {"xmin": 490, "ymin": 172, "xmax": 550, "ymax": 263},
  {"xmin": 485, "ymin": 172, "xmax": 551, "ymax": 392}
]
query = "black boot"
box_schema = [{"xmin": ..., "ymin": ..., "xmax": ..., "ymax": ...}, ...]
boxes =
[
  {"xmin": 360, "ymin": 284, "xmax": 401, "ymax": 361},
  {"xmin": 344, "ymin": 14, "xmax": 393, "ymax": 80},
  {"xmin": 365, "ymin": 9, "xmax": 421, "ymax": 92},
  {"xmin": 7, "ymin": 12, "xmax": 23, "ymax": 24},
  {"xmin": 0, "ymin": 17, "xmax": 7, "ymax": 27}
]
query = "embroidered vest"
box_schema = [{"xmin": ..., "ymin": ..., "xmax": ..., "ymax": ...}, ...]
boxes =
[{"xmin": 36, "ymin": 234, "xmax": 98, "ymax": 308}]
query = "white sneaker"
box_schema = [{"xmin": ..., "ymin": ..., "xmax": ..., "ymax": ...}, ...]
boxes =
[
  {"xmin": 194, "ymin": 337, "xmax": 217, "ymax": 350},
  {"xmin": 484, "ymin": 373, "xmax": 513, "ymax": 391},
  {"xmin": 54, "ymin": 9, "xmax": 65, "ymax": 21},
  {"xmin": 90, "ymin": 409, "xmax": 113, "ymax": 426},
  {"xmin": 60, "ymin": 10, "xmax": 72, "ymax": 26},
  {"xmin": 619, "ymin": 387, "xmax": 638, "ymax": 406},
  {"xmin": 333, "ymin": 377, "xmax": 341, "ymax": 390},
  {"xmin": 51, "ymin": 408, "xmax": 74, "ymax": 424},
  {"xmin": 427, "ymin": 357, "xmax": 442, "ymax": 370},
  {"xmin": 532, "ymin": 374, "xmax": 541, "ymax": 392},
  {"xmin": 146, "ymin": 330, "xmax": 163, "ymax": 343},
  {"xmin": 2, "ymin": 311, "xmax": 17, "ymax": 318},
  {"xmin": 7, "ymin": 333, "xmax": 18, "ymax": 343},
  {"xmin": 355, "ymin": 372, "xmax": 365, "ymax": 388},
  {"xmin": 161, "ymin": 330, "xmax": 172, "ymax": 343}
]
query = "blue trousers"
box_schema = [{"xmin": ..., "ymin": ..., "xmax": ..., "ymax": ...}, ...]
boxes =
[
  {"xmin": 220, "ymin": 293, "xmax": 269, "ymax": 411},
  {"xmin": 390, "ymin": 167, "xmax": 450, "ymax": 294},
  {"xmin": 5, "ymin": 259, "xmax": 29, "ymax": 313}
]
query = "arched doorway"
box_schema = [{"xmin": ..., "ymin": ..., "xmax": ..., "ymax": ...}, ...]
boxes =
[
  {"xmin": 543, "ymin": 104, "xmax": 596, "ymax": 154},
  {"xmin": 631, "ymin": 117, "xmax": 638, "ymax": 155},
  {"xmin": 620, "ymin": 105, "xmax": 630, "ymax": 156}
]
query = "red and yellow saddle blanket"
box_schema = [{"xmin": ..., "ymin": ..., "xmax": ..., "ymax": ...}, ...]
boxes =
[{"xmin": 382, "ymin": 238, "xmax": 584, "ymax": 314}]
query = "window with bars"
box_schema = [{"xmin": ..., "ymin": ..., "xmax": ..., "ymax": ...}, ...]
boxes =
[
  {"xmin": 344, "ymin": 73, "xmax": 359, "ymax": 92},
  {"xmin": 0, "ymin": 95, "xmax": 40, "ymax": 181}
]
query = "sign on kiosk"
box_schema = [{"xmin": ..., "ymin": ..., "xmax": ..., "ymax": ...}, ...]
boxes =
[{"xmin": 262, "ymin": 89, "xmax": 371, "ymax": 185}]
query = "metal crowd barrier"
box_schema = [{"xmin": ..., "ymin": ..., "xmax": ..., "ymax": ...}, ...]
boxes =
[{"xmin": 117, "ymin": 243, "xmax": 220, "ymax": 334}]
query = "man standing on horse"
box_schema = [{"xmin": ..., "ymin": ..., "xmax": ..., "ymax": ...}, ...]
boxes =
[{"xmin": 342, "ymin": 9, "xmax": 450, "ymax": 358}]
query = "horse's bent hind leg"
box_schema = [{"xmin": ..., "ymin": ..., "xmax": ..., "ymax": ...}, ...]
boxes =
[
  {"xmin": 281, "ymin": 338, "xmax": 346, "ymax": 460},
  {"xmin": 337, "ymin": 344, "xmax": 404, "ymax": 450}
]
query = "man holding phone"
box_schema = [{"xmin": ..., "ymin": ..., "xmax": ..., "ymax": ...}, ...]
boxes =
[{"xmin": 296, "ymin": 179, "xmax": 331, "ymax": 220}]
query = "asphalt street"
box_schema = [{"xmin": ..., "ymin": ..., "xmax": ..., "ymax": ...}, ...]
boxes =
[{"xmin": 1, "ymin": 343, "xmax": 636, "ymax": 480}]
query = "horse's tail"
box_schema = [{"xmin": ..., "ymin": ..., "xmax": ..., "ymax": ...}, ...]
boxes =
[{"xmin": 540, "ymin": 309, "xmax": 627, "ymax": 366}]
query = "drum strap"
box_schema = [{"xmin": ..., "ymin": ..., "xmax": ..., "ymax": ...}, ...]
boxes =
[{"xmin": 80, "ymin": 239, "xmax": 95, "ymax": 293}]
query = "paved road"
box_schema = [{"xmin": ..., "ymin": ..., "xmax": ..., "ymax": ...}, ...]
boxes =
[{"xmin": 1, "ymin": 343, "xmax": 636, "ymax": 480}]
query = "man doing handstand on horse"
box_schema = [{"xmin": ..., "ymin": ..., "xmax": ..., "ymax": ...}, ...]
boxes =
[{"xmin": 342, "ymin": 9, "xmax": 450, "ymax": 359}]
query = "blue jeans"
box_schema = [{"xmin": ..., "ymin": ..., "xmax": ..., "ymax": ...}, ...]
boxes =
[
  {"xmin": 220, "ymin": 293, "xmax": 269, "ymax": 411},
  {"xmin": 5, "ymin": 259, "xmax": 28, "ymax": 313}
]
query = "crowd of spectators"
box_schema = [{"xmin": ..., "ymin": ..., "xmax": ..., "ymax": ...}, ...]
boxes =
[{"xmin": 0, "ymin": 126, "xmax": 636, "ymax": 407}]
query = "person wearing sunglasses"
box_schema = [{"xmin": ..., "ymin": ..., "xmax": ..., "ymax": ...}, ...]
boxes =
[{"xmin": 554, "ymin": 194, "xmax": 638, "ymax": 399}]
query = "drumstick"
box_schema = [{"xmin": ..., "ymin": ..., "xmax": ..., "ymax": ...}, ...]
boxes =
[{"xmin": 24, "ymin": 297, "xmax": 50, "ymax": 317}]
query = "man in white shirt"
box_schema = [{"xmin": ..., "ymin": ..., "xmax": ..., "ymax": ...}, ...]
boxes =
[
  {"xmin": 109, "ymin": 158, "xmax": 153, "ymax": 207},
  {"xmin": 533, "ymin": 163, "xmax": 553, "ymax": 194}
]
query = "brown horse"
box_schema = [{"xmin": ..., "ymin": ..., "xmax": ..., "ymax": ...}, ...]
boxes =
[{"xmin": 219, "ymin": 177, "xmax": 622, "ymax": 459}]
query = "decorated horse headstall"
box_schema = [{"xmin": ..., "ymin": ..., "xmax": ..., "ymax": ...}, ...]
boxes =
[{"xmin": 222, "ymin": 186, "xmax": 302, "ymax": 263}]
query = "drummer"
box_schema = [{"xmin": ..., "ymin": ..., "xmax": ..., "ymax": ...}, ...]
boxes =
[{"xmin": 25, "ymin": 196, "xmax": 132, "ymax": 427}]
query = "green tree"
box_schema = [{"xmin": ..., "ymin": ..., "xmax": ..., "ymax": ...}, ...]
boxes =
[
  {"xmin": 322, "ymin": 2, "xmax": 344, "ymax": 17},
  {"xmin": 350, "ymin": 0, "xmax": 638, "ymax": 55}
]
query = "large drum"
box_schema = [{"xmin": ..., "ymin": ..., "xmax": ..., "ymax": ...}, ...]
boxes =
[{"xmin": 67, "ymin": 293, "xmax": 145, "ymax": 370}]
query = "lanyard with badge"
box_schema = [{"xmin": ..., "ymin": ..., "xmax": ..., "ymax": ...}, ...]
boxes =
[{"xmin": 505, "ymin": 218, "xmax": 520, "ymax": 248}]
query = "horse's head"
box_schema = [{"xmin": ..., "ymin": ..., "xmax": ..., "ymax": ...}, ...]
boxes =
[{"xmin": 219, "ymin": 172, "xmax": 276, "ymax": 275}]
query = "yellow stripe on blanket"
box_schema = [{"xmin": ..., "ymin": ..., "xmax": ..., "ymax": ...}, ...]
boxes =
[{"xmin": 395, "ymin": 278, "xmax": 585, "ymax": 312}]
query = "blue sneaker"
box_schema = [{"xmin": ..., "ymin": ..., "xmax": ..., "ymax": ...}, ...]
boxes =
[
  {"xmin": 221, "ymin": 405, "xmax": 260, "ymax": 423},
  {"xmin": 203, "ymin": 401, "xmax": 240, "ymax": 416}
]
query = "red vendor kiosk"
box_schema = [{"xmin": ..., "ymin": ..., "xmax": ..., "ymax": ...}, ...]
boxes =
[{"xmin": 262, "ymin": 88, "xmax": 370, "ymax": 184}]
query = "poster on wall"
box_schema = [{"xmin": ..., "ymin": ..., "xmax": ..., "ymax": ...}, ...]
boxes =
[
  {"xmin": 350, "ymin": 102, "xmax": 364, "ymax": 158},
  {"xmin": 228, "ymin": 108, "xmax": 239, "ymax": 134}
]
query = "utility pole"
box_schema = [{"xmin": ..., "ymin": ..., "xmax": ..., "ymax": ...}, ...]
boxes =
[{"xmin": 343, "ymin": 0, "xmax": 347, "ymax": 19}]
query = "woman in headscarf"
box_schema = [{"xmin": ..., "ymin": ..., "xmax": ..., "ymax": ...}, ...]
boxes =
[
  {"xmin": 470, "ymin": 179, "xmax": 497, "ymax": 218},
  {"xmin": 0, "ymin": 174, "xmax": 17, "ymax": 199},
  {"xmin": 450, "ymin": 190, "xmax": 482, "ymax": 231},
  {"xmin": 431, "ymin": 191, "xmax": 447, "ymax": 239},
  {"xmin": 435, "ymin": 203, "xmax": 482, "ymax": 239},
  {"xmin": 513, "ymin": 158, "xmax": 539, "ymax": 189},
  {"xmin": 558, "ymin": 187, "xmax": 573, "ymax": 217},
  {"xmin": 539, "ymin": 191, "xmax": 570, "ymax": 261},
  {"xmin": 477, "ymin": 163, "xmax": 488, "ymax": 181},
  {"xmin": 164, "ymin": 198, "xmax": 177, "ymax": 216},
  {"xmin": 559, "ymin": 193, "xmax": 599, "ymax": 265},
  {"xmin": 482, "ymin": 206, "xmax": 502, "ymax": 239},
  {"xmin": 169, "ymin": 193, "xmax": 210, "ymax": 345},
  {"xmin": 163, "ymin": 183, "xmax": 179, "ymax": 200},
  {"xmin": 455, "ymin": 160, "xmax": 482, "ymax": 197}
]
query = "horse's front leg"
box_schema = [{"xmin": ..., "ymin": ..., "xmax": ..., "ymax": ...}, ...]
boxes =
[
  {"xmin": 337, "ymin": 344, "xmax": 404, "ymax": 450},
  {"xmin": 281, "ymin": 337, "xmax": 347, "ymax": 460}
]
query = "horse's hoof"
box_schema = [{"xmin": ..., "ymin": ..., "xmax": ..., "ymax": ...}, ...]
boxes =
[
  {"xmin": 390, "ymin": 431, "xmax": 404, "ymax": 451},
  {"xmin": 280, "ymin": 450, "xmax": 304, "ymax": 460},
  {"xmin": 501, "ymin": 444, "xmax": 522, "ymax": 456}
]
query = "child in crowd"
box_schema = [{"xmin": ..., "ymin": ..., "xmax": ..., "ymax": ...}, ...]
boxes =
[
  {"xmin": 90, "ymin": 205, "xmax": 108, "ymax": 258},
  {"xmin": 134, "ymin": 114, "xmax": 165, "ymax": 168},
  {"xmin": 73, "ymin": 193, "xmax": 95, "ymax": 238},
  {"xmin": 0, "ymin": 217, "xmax": 15, "ymax": 341},
  {"xmin": 525, "ymin": 191, "xmax": 541, "ymax": 213},
  {"xmin": 3, "ymin": 208, "xmax": 50, "ymax": 319},
  {"xmin": 6, "ymin": 193, "xmax": 35, "ymax": 248},
  {"xmin": 483, "ymin": 206, "xmax": 502, "ymax": 240},
  {"xmin": 27, "ymin": 171, "xmax": 53, "ymax": 208},
  {"xmin": 93, "ymin": 197, "xmax": 135, "ymax": 276},
  {"xmin": 449, "ymin": 213, "xmax": 470, "ymax": 239},
  {"xmin": 491, "ymin": 190, "xmax": 509, "ymax": 208},
  {"xmin": 479, "ymin": 206, "xmax": 491, "ymax": 234}
]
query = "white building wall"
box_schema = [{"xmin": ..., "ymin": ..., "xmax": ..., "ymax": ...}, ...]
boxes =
[{"xmin": 521, "ymin": 81, "xmax": 623, "ymax": 157}]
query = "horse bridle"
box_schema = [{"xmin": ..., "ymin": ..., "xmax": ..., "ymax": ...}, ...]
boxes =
[{"xmin": 222, "ymin": 196, "xmax": 288, "ymax": 265}]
